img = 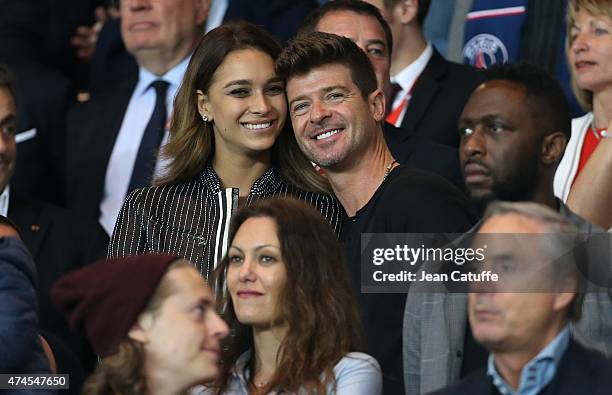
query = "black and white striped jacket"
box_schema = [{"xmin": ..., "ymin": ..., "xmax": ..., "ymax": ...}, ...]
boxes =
[{"xmin": 108, "ymin": 164, "xmax": 343, "ymax": 278}]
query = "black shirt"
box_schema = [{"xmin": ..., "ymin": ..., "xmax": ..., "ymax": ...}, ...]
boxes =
[{"xmin": 340, "ymin": 166, "xmax": 476, "ymax": 395}]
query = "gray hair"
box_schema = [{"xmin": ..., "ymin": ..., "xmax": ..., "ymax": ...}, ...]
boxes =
[
  {"xmin": 483, "ymin": 201, "xmax": 578, "ymax": 234},
  {"xmin": 481, "ymin": 201, "xmax": 584, "ymax": 322}
]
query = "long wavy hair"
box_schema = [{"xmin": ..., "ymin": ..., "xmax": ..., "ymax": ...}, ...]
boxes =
[
  {"xmin": 82, "ymin": 261, "xmax": 191, "ymax": 395},
  {"xmin": 566, "ymin": 0, "xmax": 612, "ymax": 111},
  {"xmin": 211, "ymin": 198, "xmax": 363, "ymax": 394},
  {"xmin": 155, "ymin": 21, "xmax": 330, "ymax": 194}
]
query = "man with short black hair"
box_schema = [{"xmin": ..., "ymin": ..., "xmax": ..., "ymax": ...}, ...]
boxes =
[
  {"xmin": 459, "ymin": 62, "xmax": 571, "ymax": 214},
  {"xmin": 278, "ymin": 31, "xmax": 476, "ymax": 394}
]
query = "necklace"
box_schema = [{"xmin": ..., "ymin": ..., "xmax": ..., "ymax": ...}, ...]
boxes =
[
  {"xmin": 383, "ymin": 159, "xmax": 398, "ymax": 181},
  {"xmin": 253, "ymin": 380, "xmax": 268, "ymax": 389}
]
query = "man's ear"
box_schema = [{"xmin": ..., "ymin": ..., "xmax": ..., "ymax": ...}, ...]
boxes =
[
  {"xmin": 369, "ymin": 88, "xmax": 386, "ymax": 122},
  {"xmin": 397, "ymin": 0, "xmax": 419, "ymax": 25},
  {"xmin": 541, "ymin": 131, "xmax": 567, "ymax": 166},
  {"xmin": 127, "ymin": 313, "xmax": 154, "ymax": 343},
  {"xmin": 553, "ymin": 273, "xmax": 577, "ymax": 313},
  {"xmin": 196, "ymin": 89, "xmax": 213, "ymax": 122}
]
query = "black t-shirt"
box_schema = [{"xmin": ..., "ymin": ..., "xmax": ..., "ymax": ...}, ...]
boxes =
[{"xmin": 340, "ymin": 165, "xmax": 476, "ymax": 395}]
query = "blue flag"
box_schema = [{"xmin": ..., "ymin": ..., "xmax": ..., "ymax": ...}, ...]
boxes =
[{"xmin": 463, "ymin": 0, "xmax": 528, "ymax": 68}]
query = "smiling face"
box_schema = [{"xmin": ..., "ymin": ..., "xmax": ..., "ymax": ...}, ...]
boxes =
[
  {"xmin": 568, "ymin": 8, "xmax": 612, "ymax": 94},
  {"xmin": 136, "ymin": 265, "xmax": 229, "ymax": 386},
  {"xmin": 458, "ymin": 81, "xmax": 541, "ymax": 205},
  {"xmin": 226, "ymin": 217, "xmax": 288, "ymax": 329},
  {"xmin": 286, "ymin": 63, "xmax": 384, "ymax": 169},
  {"xmin": 0, "ymin": 88, "xmax": 16, "ymax": 192},
  {"xmin": 120, "ymin": 0, "xmax": 208, "ymax": 67},
  {"xmin": 197, "ymin": 49, "xmax": 286, "ymax": 160},
  {"xmin": 316, "ymin": 10, "xmax": 391, "ymax": 95}
]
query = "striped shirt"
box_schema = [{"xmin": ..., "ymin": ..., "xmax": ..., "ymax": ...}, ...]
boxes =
[{"xmin": 108, "ymin": 164, "xmax": 343, "ymax": 278}]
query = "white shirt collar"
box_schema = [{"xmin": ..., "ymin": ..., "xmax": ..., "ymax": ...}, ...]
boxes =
[
  {"xmin": 134, "ymin": 55, "xmax": 191, "ymax": 98},
  {"xmin": 391, "ymin": 42, "xmax": 433, "ymax": 93},
  {"xmin": 0, "ymin": 185, "xmax": 10, "ymax": 217}
]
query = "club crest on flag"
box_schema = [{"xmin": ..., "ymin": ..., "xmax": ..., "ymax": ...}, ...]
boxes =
[{"xmin": 463, "ymin": 33, "xmax": 509, "ymax": 69}]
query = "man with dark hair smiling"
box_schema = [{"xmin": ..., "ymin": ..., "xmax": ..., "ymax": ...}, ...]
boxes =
[
  {"xmin": 277, "ymin": 31, "xmax": 475, "ymax": 394},
  {"xmin": 300, "ymin": 0, "xmax": 467, "ymax": 189}
]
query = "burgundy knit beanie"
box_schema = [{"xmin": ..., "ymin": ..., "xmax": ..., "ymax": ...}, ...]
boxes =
[{"xmin": 51, "ymin": 253, "xmax": 180, "ymax": 357}]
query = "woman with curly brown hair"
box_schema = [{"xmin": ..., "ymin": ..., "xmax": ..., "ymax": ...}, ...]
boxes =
[
  {"xmin": 51, "ymin": 254, "xmax": 229, "ymax": 395},
  {"xmin": 109, "ymin": 21, "xmax": 343, "ymax": 278},
  {"xmin": 203, "ymin": 198, "xmax": 381, "ymax": 395}
]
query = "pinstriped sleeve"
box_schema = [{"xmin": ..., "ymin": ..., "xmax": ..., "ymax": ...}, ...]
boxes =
[
  {"xmin": 108, "ymin": 189, "xmax": 148, "ymax": 258},
  {"xmin": 326, "ymin": 195, "xmax": 344, "ymax": 235},
  {"xmin": 310, "ymin": 193, "xmax": 344, "ymax": 235}
]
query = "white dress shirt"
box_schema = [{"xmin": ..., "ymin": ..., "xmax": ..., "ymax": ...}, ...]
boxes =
[
  {"xmin": 99, "ymin": 57, "xmax": 189, "ymax": 235},
  {"xmin": 388, "ymin": 43, "xmax": 433, "ymax": 127},
  {"xmin": 206, "ymin": 0, "xmax": 229, "ymax": 32},
  {"xmin": 0, "ymin": 185, "xmax": 9, "ymax": 217}
]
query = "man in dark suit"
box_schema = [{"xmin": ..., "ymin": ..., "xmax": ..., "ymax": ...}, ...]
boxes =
[
  {"xmin": 301, "ymin": 0, "xmax": 466, "ymax": 189},
  {"xmin": 431, "ymin": 201, "xmax": 612, "ymax": 395},
  {"xmin": 0, "ymin": 65, "xmax": 108, "ymax": 381},
  {"xmin": 365, "ymin": 0, "xmax": 484, "ymax": 148},
  {"xmin": 66, "ymin": 0, "xmax": 210, "ymax": 235}
]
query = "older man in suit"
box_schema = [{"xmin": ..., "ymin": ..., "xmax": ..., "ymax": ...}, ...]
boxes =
[
  {"xmin": 66, "ymin": 0, "xmax": 210, "ymax": 235},
  {"xmin": 431, "ymin": 202, "xmax": 612, "ymax": 395}
]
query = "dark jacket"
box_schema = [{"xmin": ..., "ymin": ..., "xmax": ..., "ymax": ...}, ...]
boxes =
[
  {"xmin": 398, "ymin": 48, "xmax": 484, "ymax": 148},
  {"xmin": 9, "ymin": 189, "xmax": 109, "ymax": 374},
  {"xmin": 0, "ymin": 236, "xmax": 50, "ymax": 376},
  {"xmin": 384, "ymin": 122, "xmax": 464, "ymax": 191},
  {"xmin": 65, "ymin": 77, "xmax": 137, "ymax": 221},
  {"xmin": 429, "ymin": 339, "xmax": 612, "ymax": 395}
]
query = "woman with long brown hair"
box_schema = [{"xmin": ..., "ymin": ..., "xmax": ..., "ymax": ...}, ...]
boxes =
[
  {"xmin": 108, "ymin": 21, "xmax": 342, "ymax": 278},
  {"xmin": 204, "ymin": 198, "xmax": 381, "ymax": 395}
]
